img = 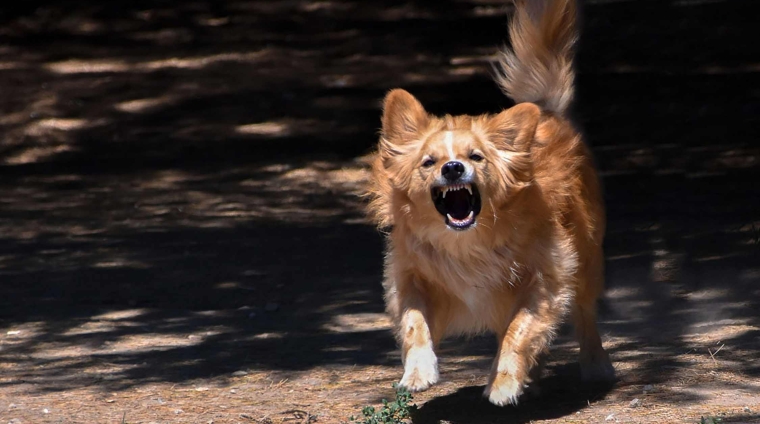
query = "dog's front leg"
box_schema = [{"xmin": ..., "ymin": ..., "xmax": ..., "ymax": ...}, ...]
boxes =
[
  {"xmin": 393, "ymin": 280, "xmax": 442, "ymax": 392},
  {"xmin": 484, "ymin": 281, "xmax": 570, "ymax": 406}
]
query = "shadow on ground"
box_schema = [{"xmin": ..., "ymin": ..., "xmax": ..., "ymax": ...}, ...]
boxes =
[
  {"xmin": 412, "ymin": 368, "xmax": 615, "ymax": 424},
  {"xmin": 0, "ymin": 0, "xmax": 758, "ymax": 422}
]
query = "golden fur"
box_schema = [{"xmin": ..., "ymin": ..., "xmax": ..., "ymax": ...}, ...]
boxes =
[{"xmin": 366, "ymin": 0, "xmax": 615, "ymax": 406}]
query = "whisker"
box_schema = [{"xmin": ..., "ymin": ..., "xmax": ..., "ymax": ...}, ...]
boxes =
[{"xmin": 489, "ymin": 199, "xmax": 498, "ymax": 226}]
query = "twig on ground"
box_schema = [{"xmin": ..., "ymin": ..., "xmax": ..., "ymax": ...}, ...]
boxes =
[{"xmin": 708, "ymin": 343, "xmax": 725, "ymax": 363}]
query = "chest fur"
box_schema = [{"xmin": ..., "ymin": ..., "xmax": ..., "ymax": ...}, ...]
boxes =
[{"xmin": 411, "ymin": 242, "xmax": 525, "ymax": 303}]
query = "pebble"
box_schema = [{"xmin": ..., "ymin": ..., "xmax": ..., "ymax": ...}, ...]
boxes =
[
  {"xmin": 232, "ymin": 370, "xmax": 248, "ymax": 377},
  {"xmin": 643, "ymin": 384, "xmax": 654, "ymax": 393},
  {"xmin": 744, "ymin": 406, "xmax": 752, "ymax": 413},
  {"xmin": 629, "ymin": 398, "xmax": 642, "ymax": 408},
  {"xmin": 605, "ymin": 413, "xmax": 615, "ymax": 421}
]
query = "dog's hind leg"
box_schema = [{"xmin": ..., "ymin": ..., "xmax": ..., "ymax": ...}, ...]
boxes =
[
  {"xmin": 573, "ymin": 248, "xmax": 616, "ymax": 382},
  {"xmin": 573, "ymin": 302, "xmax": 615, "ymax": 382}
]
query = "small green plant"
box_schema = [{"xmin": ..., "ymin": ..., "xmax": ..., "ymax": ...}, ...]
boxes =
[
  {"xmin": 700, "ymin": 417, "xmax": 723, "ymax": 424},
  {"xmin": 349, "ymin": 383, "xmax": 417, "ymax": 424}
]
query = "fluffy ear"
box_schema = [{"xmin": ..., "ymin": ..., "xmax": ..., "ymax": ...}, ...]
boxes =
[
  {"xmin": 485, "ymin": 102, "xmax": 541, "ymax": 152},
  {"xmin": 380, "ymin": 89, "xmax": 429, "ymax": 157}
]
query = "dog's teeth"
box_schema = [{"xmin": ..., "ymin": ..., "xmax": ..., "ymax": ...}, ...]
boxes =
[
  {"xmin": 446, "ymin": 211, "xmax": 475, "ymax": 225},
  {"xmin": 442, "ymin": 184, "xmax": 475, "ymax": 196}
]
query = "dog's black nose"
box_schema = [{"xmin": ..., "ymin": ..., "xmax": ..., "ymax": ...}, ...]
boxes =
[{"xmin": 441, "ymin": 161, "xmax": 465, "ymax": 181}]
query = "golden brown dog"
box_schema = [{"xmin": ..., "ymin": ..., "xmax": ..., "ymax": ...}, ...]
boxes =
[{"xmin": 366, "ymin": 0, "xmax": 615, "ymax": 406}]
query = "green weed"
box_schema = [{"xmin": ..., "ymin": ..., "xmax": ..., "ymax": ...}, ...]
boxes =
[{"xmin": 349, "ymin": 383, "xmax": 417, "ymax": 424}]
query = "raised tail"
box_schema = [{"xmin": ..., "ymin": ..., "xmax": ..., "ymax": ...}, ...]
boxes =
[{"xmin": 495, "ymin": 0, "xmax": 578, "ymax": 115}]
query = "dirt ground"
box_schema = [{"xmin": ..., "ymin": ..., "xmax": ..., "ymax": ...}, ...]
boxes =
[{"xmin": 1, "ymin": 0, "xmax": 759, "ymax": 423}]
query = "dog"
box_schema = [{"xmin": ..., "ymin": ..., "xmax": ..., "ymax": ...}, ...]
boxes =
[{"xmin": 365, "ymin": 0, "xmax": 616, "ymax": 406}]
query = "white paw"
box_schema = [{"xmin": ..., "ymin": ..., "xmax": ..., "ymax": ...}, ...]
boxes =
[
  {"xmin": 581, "ymin": 357, "xmax": 616, "ymax": 382},
  {"xmin": 398, "ymin": 346, "xmax": 439, "ymax": 392},
  {"xmin": 484, "ymin": 374, "xmax": 523, "ymax": 406}
]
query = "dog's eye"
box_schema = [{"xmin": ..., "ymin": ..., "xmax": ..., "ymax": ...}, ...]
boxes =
[
  {"xmin": 422, "ymin": 158, "xmax": 436, "ymax": 168},
  {"xmin": 469, "ymin": 153, "xmax": 484, "ymax": 162}
]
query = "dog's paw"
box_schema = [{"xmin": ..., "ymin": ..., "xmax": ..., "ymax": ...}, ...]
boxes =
[
  {"xmin": 580, "ymin": 356, "xmax": 616, "ymax": 383},
  {"xmin": 399, "ymin": 347, "xmax": 439, "ymax": 392},
  {"xmin": 484, "ymin": 373, "xmax": 524, "ymax": 407}
]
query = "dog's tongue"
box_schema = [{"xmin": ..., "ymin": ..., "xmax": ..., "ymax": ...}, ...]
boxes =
[{"xmin": 444, "ymin": 190, "xmax": 471, "ymax": 219}]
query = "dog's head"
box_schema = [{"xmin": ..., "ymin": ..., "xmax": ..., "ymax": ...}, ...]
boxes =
[{"xmin": 375, "ymin": 89, "xmax": 540, "ymax": 233}]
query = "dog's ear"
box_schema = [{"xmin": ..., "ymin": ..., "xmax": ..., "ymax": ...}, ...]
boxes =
[
  {"xmin": 485, "ymin": 102, "xmax": 541, "ymax": 152},
  {"xmin": 380, "ymin": 89, "xmax": 428, "ymax": 156}
]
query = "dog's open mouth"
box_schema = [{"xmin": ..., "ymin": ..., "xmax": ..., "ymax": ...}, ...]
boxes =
[{"xmin": 432, "ymin": 183, "xmax": 482, "ymax": 230}]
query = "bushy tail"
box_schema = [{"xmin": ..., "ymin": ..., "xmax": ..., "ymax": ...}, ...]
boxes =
[{"xmin": 495, "ymin": 0, "xmax": 578, "ymax": 115}]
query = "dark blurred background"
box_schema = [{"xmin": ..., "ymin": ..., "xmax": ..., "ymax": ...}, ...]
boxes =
[{"xmin": 0, "ymin": 0, "xmax": 758, "ymax": 421}]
